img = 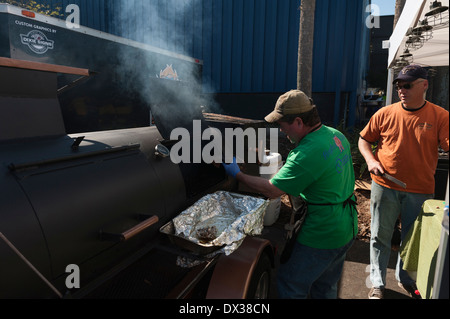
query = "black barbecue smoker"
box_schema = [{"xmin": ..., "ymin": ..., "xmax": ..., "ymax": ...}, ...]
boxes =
[{"xmin": 0, "ymin": 57, "xmax": 274, "ymax": 299}]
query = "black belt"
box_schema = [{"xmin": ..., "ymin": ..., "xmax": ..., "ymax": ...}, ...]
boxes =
[{"xmin": 306, "ymin": 193, "xmax": 357, "ymax": 208}]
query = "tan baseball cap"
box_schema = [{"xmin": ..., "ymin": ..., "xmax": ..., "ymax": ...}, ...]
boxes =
[{"xmin": 265, "ymin": 90, "xmax": 315, "ymax": 123}]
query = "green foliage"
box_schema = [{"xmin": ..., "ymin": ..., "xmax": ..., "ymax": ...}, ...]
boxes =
[
  {"xmin": 336, "ymin": 122, "xmax": 375, "ymax": 180},
  {"xmin": 1, "ymin": 0, "xmax": 63, "ymax": 17}
]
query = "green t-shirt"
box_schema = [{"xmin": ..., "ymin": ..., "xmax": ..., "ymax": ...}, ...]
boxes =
[{"xmin": 271, "ymin": 125, "xmax": 357, "ymax": 249}]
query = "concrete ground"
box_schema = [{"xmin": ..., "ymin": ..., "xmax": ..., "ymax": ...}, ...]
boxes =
[{"xmin": 339, "ymin": 239, "xmax": 412, "ymax": 299}]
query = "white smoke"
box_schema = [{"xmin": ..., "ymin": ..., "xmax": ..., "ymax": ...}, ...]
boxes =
[{"xmin": 112, "ymin": 0, "xmax": 221, "ymax": 129}]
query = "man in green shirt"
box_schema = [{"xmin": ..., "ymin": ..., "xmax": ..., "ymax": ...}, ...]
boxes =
[{"xmin": 223, "ymin": 90, "xmax": 357, "ymax": 298}]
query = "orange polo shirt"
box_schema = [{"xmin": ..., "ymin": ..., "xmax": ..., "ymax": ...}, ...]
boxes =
[{"xmin": 360, "ymin": 101, "xmax": 449, "ymax": 194}]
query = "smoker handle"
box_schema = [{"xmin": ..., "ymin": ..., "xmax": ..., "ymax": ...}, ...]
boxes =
[{"xmin": 101, "ymin": 215, "xmax": 159, "ymax": 242}]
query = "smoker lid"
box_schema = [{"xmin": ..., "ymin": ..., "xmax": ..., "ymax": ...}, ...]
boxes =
[{"xmin": 0, "ymin": 58, "xmax": 92, "ymax": 142}]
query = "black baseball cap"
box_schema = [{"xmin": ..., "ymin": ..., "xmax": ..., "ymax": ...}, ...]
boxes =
[{"xmin": 393, "ymin": 64, "xmax": 428, "ymax": 84}]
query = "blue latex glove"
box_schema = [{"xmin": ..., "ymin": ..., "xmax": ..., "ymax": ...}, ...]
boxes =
[{"xmin": 222, "ymin": 157, "xmax": 241, "ymax": 178}]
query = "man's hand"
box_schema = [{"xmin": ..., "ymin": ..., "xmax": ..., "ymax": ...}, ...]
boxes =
[
  {"xmin": 367, "ymin": 159, "xmax": 385, "ymax": 176},
  {"xmin": 222, "ymin": 157, "xmax": 241, "ymax": 178},
  {"xmin": 223, "ymin": 157, "xmax": 285, "ymax": 199}
]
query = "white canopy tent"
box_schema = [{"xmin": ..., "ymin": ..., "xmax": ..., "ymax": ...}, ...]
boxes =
[{"xmin": 386, "ymin": 0, "xmax": 449, "ymax": 103}]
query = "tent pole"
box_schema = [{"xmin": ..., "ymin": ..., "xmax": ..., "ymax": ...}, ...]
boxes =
[{"xmin": 386, "ymin": 68, "xmax": 395, "ymax": 105}]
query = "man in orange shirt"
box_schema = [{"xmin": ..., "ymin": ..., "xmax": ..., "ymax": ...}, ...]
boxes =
[{"xmin": 359, "ymin": 65, "xmax": 449, "ymax": 299}]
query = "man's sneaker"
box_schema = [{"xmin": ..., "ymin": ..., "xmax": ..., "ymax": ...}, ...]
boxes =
[
  {"xmin": 368, "ymin": 287, "xmax": 384, "ymax": 299},
  {"xmin": 398, "ymin": 282, "xmax": 422, "ymax": 299}
]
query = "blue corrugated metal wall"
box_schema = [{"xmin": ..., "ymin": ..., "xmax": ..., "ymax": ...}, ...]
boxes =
[
  {"xmin": 313, "ymin": 0, "xmax": 370, "ymax": 126},
  {"xmin": 105, "ymin": 0, "xmax": 302, "ymax": 94},
  {"xmin": 30, "ymin": 0, "xmax": 371, "ymax": 126},
  {"xmin": 201, "ymin": 0, "xmax": 302, "ymax": 94}
]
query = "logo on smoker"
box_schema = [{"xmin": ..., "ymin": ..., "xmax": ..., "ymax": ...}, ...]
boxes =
[
  {"xmin": 20, "ymin": 30, "xmax": 54, "ymax": 54},
  {"xmin": 158, "ymin": 64, "xmax": 179, "ymax": 81}
]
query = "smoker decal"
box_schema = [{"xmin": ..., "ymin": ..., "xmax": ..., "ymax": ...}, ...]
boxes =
[
  {"xmin": 20, "ymin": 30, "xmax": 54, "ymax": 54},
  {"xmin": 159, "ymin": 64, "xmax": 179, "ymax": 81}
]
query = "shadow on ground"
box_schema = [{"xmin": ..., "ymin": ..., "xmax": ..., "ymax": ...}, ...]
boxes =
[{"xmin": 338, "ymin": 239, "xmax": 412, "ymax": 299}]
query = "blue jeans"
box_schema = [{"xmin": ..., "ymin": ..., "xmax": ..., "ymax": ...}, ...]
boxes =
[
  {"xmin": 277, "ymin": 239, "xmax": 354, "ymax": 299},
  {"xmin": 369, "ymin": 181, "xmax": 433, "ymax": 288}
]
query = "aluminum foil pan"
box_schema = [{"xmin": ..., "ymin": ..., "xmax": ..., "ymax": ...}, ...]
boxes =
[{"xmin": 172, "ymin": 191, "xmax": 268, "ymax": 257}]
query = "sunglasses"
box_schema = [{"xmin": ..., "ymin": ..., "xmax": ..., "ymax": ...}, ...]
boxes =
[{"xmin": 395, "ymin": 80, "xmax": 424, "ymax": 91}]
